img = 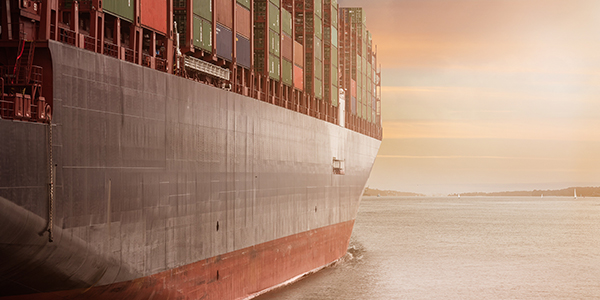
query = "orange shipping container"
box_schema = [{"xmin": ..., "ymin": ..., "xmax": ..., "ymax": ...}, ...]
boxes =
[
  {"xmin": 294, "ymin": 65, "xmax": 304, "ymax": 90},
  {"xmin": 293, "ymin": 41, "xmax": 303, "ymax": 67},
  {"xmin": 140, "ymin": 0, "xmax": 167, "ymax": 34},
  {"xmin": 236, "ymin": 4, "xmax": 251, "ymax": 38},
  {"xmin": 216, "ymin": 0, "xmax": 233, "ymax": 28},
  {"xmin": 282, "ymin": 33, "xmax": 293, "ymax": 61}
]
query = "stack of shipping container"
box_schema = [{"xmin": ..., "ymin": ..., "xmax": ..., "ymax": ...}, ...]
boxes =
[
  {"xmin": 280, "ymin": 8, "xmax": 294, "ymax": 89},
  {"xmin": 338, "ymin": 7, "xmax": 380, "ymax": 135},
  {"xmin": 55, "ymin": 0, "xmax": 381, "ymax": 139},
  {"xmin": 289, "ymin": 2, "xmax": 304, "ymax": 93},
  {"xmin": 300, "ymin": 0, "xmax": 322, "ymax": 103},
  {"xmin": 172, "ymin": 0, "xmax": 252, "ymax": 92},
  {"xmin": 61, "ymin": 0, "xmax": 172, "ymax": 70},
  {"xmin": 254, "ymin": 0, "xmax": 280, "ymax": 82},
  {"xmin": 323, "ymin": 0, "xmax": 338, "ymax": 122},
  {"xmin": 254, "ymin": 0, "xmax": 288, "ymax": 103}
]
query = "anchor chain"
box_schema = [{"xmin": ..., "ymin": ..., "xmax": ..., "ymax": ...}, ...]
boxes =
[{"xmin": 46, "ymin": 121, "xmax": 54, "ymax": 242}]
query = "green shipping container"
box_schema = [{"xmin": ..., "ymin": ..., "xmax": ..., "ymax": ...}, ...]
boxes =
[
  {"xmin": 237, "ymin": 0, "xmax": 251, "ymax": 10},
  {"xmin": 363, "ymin": 79, "xmax": 368, "ymax": 106},
  {"xmin": 331, "ymin": 46, "xmax": 338, "ymax": 66},
  {"xmin": 331, "ymin": 7, "xmax": 338, "ymax": 28},
  {"xmin": 331, "ymin": 27, "xmax": 338, "ymax": 48},
  {"xmin": 331, "ymin": 85, "xmax": 338, "ymax": 107},
  {"xmin": 193, "ymin": 15, "xmax": 212, "ymax": 52},
  {"xmin": 315, "ymin": 16, "xmax": 322, "ymax": 39},
  {"xmin": 282, "ymin": 9, "xmax": 292, "ymax": 36},
  {"xmin": 315, "ymin": 0, "xmax": 322, "ymax": 18},
  {"xmin": 331, "ymin": 65, "xmax": 338, "ymax": 85},
  {"xmin": 269, "ymin": 3, "xmax": 280, "ymax": 32},
  {"xmin": 270, "ymin": 0, "xmax": 280, "ymax": 8},
  {"xmin": 314, "ymin": 37, "xmax": 322, "ymax": 60},
  {"xmin": 314, "ymin": 78, "xmax": 323, "ymax": 99},
  {"xmin": 194, "ymin": 0, "xmax": 212, "ymax": 21},
  {"xmin": 350, "ymin": 9, "xmax": 364, "ymax": 25},
  {"xmin": 315, "ymin": 58, "xmax": 323, "ymax": 80},
  {"xmin": 363, "ymin": 56, "xmax": 367, "ymax": 80},
  {"xmin": 269, "ymin": 30, "xmax": 280, "ymax": 57},
  {"xmin": 269, "ymin": 54, "xmax": 280, "ymax": 80},
  {"xmin": 103, "ymin": 0, "xmax": 134, "ymax": 21},
  {"xmin": 282, "ymin": 59, "xmax": 293, "ymax": 86}
]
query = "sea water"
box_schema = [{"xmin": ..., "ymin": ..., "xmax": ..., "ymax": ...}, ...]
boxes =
[{"xmin": 255, "ymin": 196, "xmax": 600, "ymax": 299}]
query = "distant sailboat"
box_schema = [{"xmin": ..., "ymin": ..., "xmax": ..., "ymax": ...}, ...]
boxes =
[
  {"xmin": 574, "ymin": 189, "xmax": 577, "ymax": 199},
  {"xmin": 541, "ymin": 194, "xmax": 543, "ymax": 198},
  {"xmin": 458, "ymin": 194, "xmax": 461, "ymax": 198}
]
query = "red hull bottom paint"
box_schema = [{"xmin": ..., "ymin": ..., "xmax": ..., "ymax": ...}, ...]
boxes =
[{"xmin": 5, "ymin": 220, "xmax": 355, "ymax": 300}]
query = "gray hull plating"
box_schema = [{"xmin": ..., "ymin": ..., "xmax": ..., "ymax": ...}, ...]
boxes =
[{"xmin": 0, "ymin": 41, "xmax": 380, "ymax": 296}]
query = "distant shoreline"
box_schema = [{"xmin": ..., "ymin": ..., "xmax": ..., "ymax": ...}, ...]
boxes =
[
  {"xmin": 362, "ymin": 188, "xmax": 426, "ymax": 197},
  {"xmin": 449, "ymin": 186, "xmax": 600, "ymax": 197},
  {"xmin": 363, "ymin": 186, "xmax": 600, "ymax": 198}
]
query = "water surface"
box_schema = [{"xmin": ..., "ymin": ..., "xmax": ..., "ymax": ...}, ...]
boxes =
[{"xmin": 255, "ymin": 196, "xmax": 600, "ymax": 299}]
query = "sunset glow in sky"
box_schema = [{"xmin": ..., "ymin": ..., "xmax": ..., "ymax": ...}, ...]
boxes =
[{"xmin": 339, "ymin": 0, "xmax": 600, "ymax": 195}]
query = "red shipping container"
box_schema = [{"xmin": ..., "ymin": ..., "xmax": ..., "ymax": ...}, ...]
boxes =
[
  {"xmin": 282, "ymin": 33, "xmax": 293, "ymax": 61},
  {"xmin": 294, "ymin": 65, "xmax": 304, "ymax": 90},
  {"xmin": 236, "ymin": 4, "xmax": 251, "ymax": 38},
  {"xmin": 293, "ymin": 41, "xmax": 303, "ymax": 67},
  {"xmin": 217, "ymin": 0, "xmax": 233, "ymax": 29},
  {"xmin": 351, "ymin": 79, "xmax": 357, "ymax": 97},
  {"xmin": 140, "ymin": 0, "xmax": 168, "ymax": 34}
]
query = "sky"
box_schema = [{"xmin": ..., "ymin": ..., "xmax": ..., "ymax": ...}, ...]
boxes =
[{"xmin": 339, "ymin": 0, "xmax": 600, "ymax": 195}]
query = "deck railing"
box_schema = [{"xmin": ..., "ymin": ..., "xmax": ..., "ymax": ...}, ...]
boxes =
[
  {"xmin": 156, "ymin": 57, "xmax": 168, "ymax": 72},
  {"xmin": 124, "ymin": 48, "xmax": 135, "ymax": 63},
  {"xmin": 58, "ymin": 28, "xmax": 76, "ymax": 46},
  {"xmin": 103, "ymin": 42, "xmax": 119, "ymax": 58},
  {"xmin": 83, "ymin": 35, "xmax": 96, "ymax": 51}
]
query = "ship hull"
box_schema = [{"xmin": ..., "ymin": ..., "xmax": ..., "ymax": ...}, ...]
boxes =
[
  {"xmin": 0, "ymin": 41, "xmax": 380, "ymax": 299},
  {"xmin": 1, "ymin": 215, "xmax": 353, "ymax": 300}
]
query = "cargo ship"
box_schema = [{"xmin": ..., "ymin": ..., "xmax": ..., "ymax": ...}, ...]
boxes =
[{"xmin": 0, "ymin": 0, "xmax": 382, "ymax": 299}]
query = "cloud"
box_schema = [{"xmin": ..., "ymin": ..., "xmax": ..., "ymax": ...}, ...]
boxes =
[
  {"xmin": 376, "ymin": 155, "xmax": 571, "ymax": 161},
  {"xmin": 382, "ymin": 119, "xmax": 600, "ymax": 141}
]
